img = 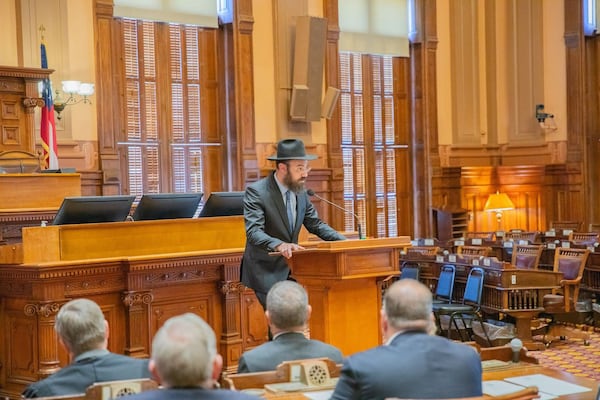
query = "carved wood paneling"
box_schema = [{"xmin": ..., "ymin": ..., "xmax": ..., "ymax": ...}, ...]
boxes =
[{"xmin": 0, "ymin": 250, "xmax": 268, "ymax": 399}]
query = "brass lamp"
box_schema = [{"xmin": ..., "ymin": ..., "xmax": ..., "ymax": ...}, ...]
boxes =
[
  {"xmin": 484, "ymin": 191, "xmax": 514, "ymax": 229},
  {"xmin": 53, "ymin": 80, "xmax": 95, "ymax": 120}
]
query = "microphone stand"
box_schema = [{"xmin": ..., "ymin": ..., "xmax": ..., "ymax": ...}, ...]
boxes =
[{"xmin": 306, "ymin": 189, "xmax": 364, "ymax": 239}]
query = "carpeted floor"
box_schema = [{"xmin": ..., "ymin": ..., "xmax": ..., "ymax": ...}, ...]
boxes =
[{"xmin": 528, "ymin": 324, "xmax": 600, "ymax": 381}]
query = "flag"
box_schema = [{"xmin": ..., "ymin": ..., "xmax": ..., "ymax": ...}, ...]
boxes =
[{"xmin": 40, "ymin": 42, "xmax": 59, "ymax": 170}]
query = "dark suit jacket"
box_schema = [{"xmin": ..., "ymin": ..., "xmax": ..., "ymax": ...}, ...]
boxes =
[
  {"xmin": 241, "ymin": 173, "xmax": 345, "ymax": 295},
  {"xmin": 237, "ymin": 332, "xmax": 344, "ymax": 373},
  {"xmin": 22, "ymin": 350, "xmax": 152, "ymax": 398},
  {"xmin": 330, "ymin": 331, "xmax": 482, "ymax": 400},
  {"xmin": 127, "ymin": 388, "xmax": 260, "ymax": 400}
]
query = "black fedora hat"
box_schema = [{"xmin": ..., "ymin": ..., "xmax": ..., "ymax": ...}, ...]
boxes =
[{"xmin": 267, "ymin": 139, "xmax": 317, "ymax": 161}]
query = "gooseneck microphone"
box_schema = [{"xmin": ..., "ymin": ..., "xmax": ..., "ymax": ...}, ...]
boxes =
[{"xmin": 306, "ymin": 189, "xmax": 363, "ymax": 239}]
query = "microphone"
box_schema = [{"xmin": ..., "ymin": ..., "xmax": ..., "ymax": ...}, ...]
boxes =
[
  {"xmin": 306, "ymin": 189, "xmax": 363, "ymax": 239},
  {"xmin": 510, "ymin": 338, "xmax": 523, "ymax": 363}
]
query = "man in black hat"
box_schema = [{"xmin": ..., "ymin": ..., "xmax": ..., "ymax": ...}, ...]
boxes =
[{"xmin": 241, "ymin": 138, "xmax": 346, "ymax": 309}]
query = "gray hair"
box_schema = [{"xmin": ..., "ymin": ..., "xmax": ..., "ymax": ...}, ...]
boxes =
[
  {"xmin": 151, "ymin": 313, "xmax": 217, "ymax": 388},
  {"xmin": 55, "ymin": 298, "xmax": 106, "ymax": 356},
  {"xmin": 266, "ymin": 281, "xmax": 309, "ymax": 329},
  {"xmin": 383, "ymin": 279, "xmax": 434, "ymax": 332}
]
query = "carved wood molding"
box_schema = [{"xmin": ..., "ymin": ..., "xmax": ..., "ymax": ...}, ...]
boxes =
[
  {"xmin": 65, "ymin": 275, "xmax": 125, "ymax": 296},
  {"xmin": 219, "ymin": 280, "xmax": 245, "ymax": 295},
  {"xmin": 23, "ymin": 302, "xmax": 61, "ymax": 318},
  {"xmin": 122, "ymin": 291, "xmax": 154, "ymax": 308},
  {"xmin": 22, "ymin": 97, "xmax": 44, "ymax": 112}
]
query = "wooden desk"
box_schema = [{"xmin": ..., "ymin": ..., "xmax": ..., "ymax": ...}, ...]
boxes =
[
  {"xmin": 0, "ymin": 217, "xmax": 270, "ymax": 400},
  {"xmin": 0, "ymin": 173, "xmax": 81, "ymax": 243},
  {"xmin": 483, "ymin": 365, "xmax": 598, "ymax": 400}
]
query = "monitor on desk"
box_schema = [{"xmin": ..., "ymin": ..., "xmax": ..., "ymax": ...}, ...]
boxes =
[
  {"xmin": 52, "ymin": 195, "xmax": 135, "ymax": 225},
  {"xmin": 132, "ymin": 193, "xmax": 203, "ymax": 221},
  {"xmin": 198, "ymin": 191, "xmax": 244, "ymax": 217}
]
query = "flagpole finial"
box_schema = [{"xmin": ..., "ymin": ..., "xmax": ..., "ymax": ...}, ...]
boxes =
[{"xmin": 39, "ymin": 25, "xmax": 46, "ymax": 43}]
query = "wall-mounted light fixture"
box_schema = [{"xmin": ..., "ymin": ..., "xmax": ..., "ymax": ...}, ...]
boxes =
[
  {"xmin": 54, "ymin": 81, "xmax": 95, "ymax": 120},
  {"xmin": 484, "ymin": 191, "xmax": 515, "ymax": 230},
  {"xmin": 535, "ymin": 104, "xmax": 557, "ymax": 131}
]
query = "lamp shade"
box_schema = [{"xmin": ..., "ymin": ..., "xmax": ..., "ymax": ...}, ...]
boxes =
[{"xmin": 484, "ymin": 192, "xmax": 514, "ymax": 212}]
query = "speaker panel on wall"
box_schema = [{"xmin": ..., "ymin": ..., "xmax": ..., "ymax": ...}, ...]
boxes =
[{"xmin": 290, "ymin": 16, "xmax": 327, "ymax": 122}]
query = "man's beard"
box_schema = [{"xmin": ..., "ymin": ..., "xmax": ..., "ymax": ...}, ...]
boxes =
[{"xmin": 283, "ymin": 171, "xmax": 305, "ymax": 193}]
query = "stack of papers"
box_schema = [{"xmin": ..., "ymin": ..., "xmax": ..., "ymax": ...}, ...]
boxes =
[{"xmin": 483, "ymin": 374, "xmax": 592, "ymax": 399}]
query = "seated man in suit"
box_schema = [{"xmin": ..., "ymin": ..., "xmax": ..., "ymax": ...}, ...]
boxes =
[
  {"xmin": 22, "ymin": 298, "xmax": 151, "ymax": 398},
  {"xmin": 237, "ymin": 280, "xmax": 343, "ymax": 373},
  {"xmin": 127, "ymin": 313, "xmax": 258, "ymax": 400},
  {"xmin": 330, "ymin": 279, "xmax": 482, "ymax": 400}
]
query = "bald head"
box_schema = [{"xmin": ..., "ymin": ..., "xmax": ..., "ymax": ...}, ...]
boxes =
[{"xmin": 382, "ymin": 279, "xmax": 434, "ymax": 334}]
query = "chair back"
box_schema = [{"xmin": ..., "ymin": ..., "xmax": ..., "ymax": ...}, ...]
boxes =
[
  {"xmin": 400, "ymin": 261, "xmax": 420, "ymax": 280},
  {"xmin": 405, "ymin": 246, "xmax": 440, "ymax": 260},
  {"xmin": 568, "ymin": 232, "xmax": 599, "ymax": 246},
  {"xmin": 550, "ymin": 221, "xmax": 582, "ymax": 232},
  {"xmin": 457, "ymin": 246, "xmax": 491, "ymax": 257},
  {"xmin": 503, "ymin": 231, "xmax": 539, "ymax": 244},
  {"xmin": 434, "ymin": 264, "xmax": 455, "ymax": 302},
  {"xmin": 463, "ymin": 267, "xmax": 485, "ymax": 306},
  {"xmin": 552, "ymin": 247, "xmax": 590, "ymax": 311},
  {"xmin": 511, "ymin": 244, "xmax": 543, "ymax": 269}
]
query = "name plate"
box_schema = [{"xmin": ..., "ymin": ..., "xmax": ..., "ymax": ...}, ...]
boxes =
[
  {"xmin": 496, "ymin": 231, "xmax": 504, "ymax": 238},
  {"xmin": 503, "ymin": 241, "xmax": 513, "ymax": 248},
  {"xmin": 483, "ymin": 258, "xmax": 491, "ymax": 267},
  {"xmin": 588, "ymin": 246, "xmax": 595, "ymax": 252},
  {"xmin": 472, "ymin": 259, "xmax": 480, "ymax": 266},
  {"xmin": 436, "ymin": 255, "xmax": 444, "ymax": 263},
  {"xmin": 547, "ymin": 243, "xmax": 556, "ymax": 249},
  {"xmin": 518, "ymin": 240, "xmax": 528, "ymax": 245},
  {"xmin": 472, "ymin": 238, "xmax": 482, "ymax": 245},
  {"xmin": 424, "ymin": 238, "xmax": 435, "ymax": 246},
  {"xmin": 410, "ymin": 239, "xmax": 419, "ymax": 246},
  {"xmin": 449, "ymin": 255, "xmax": 457, "ymax": 263},
  {"xmin": 563, "ymin": 229, "xmax": 573, "ymax": 235},
  {"xmin": 545, "ymin": 231, "xmax": 556, "ymax": 237},
  {"xmin": 455, "ymin": 240, "xmax": 465, "ymax": 246},
  {"xmin": 562, "ymin": 241, "xmax": 571, "ymax": 248}
]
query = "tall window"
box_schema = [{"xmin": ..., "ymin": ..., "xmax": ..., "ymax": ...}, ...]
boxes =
[
  {"xmin": 119, "ymin": 19, "xmax": 222, "ymax": 196},
  {"xmin": 339, "ymin": 52, "xmax": 409, "ymax": 238}
]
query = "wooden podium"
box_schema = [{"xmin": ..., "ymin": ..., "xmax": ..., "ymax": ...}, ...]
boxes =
[{"xmin": 288, "ymin": 237, "xmax": 410, "ymax": 355}]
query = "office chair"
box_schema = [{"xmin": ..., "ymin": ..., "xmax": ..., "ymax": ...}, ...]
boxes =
[
  {"xmin": 400, "ymin": 261, "xmax": 420, "ymax": 280},
  {"xmin": 432, "ymin": 264, "xmax": 455, "ymax": 304},
  {"xmin": 433, "ymin": 267, "xmax": 492, "ymax": 346},
  {"xmin": 535, "ymin": 247, "xmax": 591, "ymax": 346}
]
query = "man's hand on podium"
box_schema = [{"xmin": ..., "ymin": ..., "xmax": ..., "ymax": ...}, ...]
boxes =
[{"xmin": 275, "ymin": 242, "xmax": 305, "ymax": 259}]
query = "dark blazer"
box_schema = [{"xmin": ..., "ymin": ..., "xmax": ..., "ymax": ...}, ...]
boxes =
[
  {"xmin": 330, "ymin": 331, "xmax": 482, "ymax": 400},
  {"xmin": 127, "ymin": 388, "xmax": 260, "ymax": 400},
  {"xmin": 241, "ymin": 173, "xmax": 345, "ymax": 295},
  {"xmin": 22, "ymin": 351, "xmax": 151, "ymax": 398},
  {"xmin": 237, "ymin": 332, "xmax": 344, "ymax": 373}
]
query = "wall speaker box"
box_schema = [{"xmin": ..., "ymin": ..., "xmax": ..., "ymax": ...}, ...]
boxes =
[
  {"xmin": 290, "ymin": 16, "xmax": 327, "ymax": 122},
  {"xmin": 321, "ymin": 86, "xmax": 340, "ymax": 119}
]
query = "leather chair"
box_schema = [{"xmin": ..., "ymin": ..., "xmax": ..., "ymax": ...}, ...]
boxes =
[
  {"xmin": 536, "ymin": 247, "xmax": 591, "ymax": 346},
  {"xmin": 510, "ymin": 244, "xmax": 543, "ymax": 269},
  {"xmin": 432, "ymin": 264, "xmax": 455, "ymax": 304},
  {"xmin": 568, "ymin": 232, "xmax": 599, "ymax": 247},
  {"xmin": 433, "ymin": 267, "xmax": 492, "ymax": 346}
]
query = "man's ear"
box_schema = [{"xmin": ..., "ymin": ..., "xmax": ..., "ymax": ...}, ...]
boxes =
[
  {"xmin": 148, "ymin": 360, "xmax": 161, "ymax": 383},
  {"xmin": 211, "ymin": 354, "xmax": 223, "ymax": 381},
  {"xmin": 265, "ymin": 310, "xmax": 272, "ymax": 326},
  {"xmin": 380, "ymin": 309, "xmax": 389, "ymax": 337},
  {"xmin": 306, "ymin": 305, "xmax": 312, "ymax": 321}
]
